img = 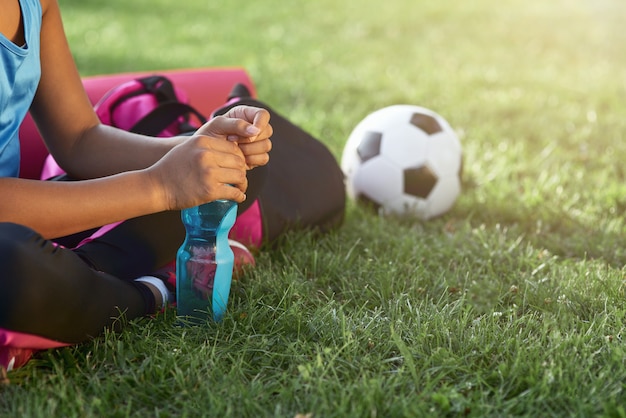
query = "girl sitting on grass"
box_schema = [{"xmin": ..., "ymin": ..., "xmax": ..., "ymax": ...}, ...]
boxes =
[{"xmin": 0, "ymin": 0, "xmax": 272, "ymax": 359}]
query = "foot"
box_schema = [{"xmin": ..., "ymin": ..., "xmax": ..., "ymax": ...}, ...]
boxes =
[
  {"xmin": 134, "ymin": 276, "xmax": 172, "ymax": 311},
  {"xmin": 146, "ymin": 239, "xmax": 256, "ymax": 309},
  {"xmin": 0, "ymin": 346, "xmax": 35, "ymax": 373},
  {"xmin": 229, "ymin": 239, "xmax": 256, "ymax": 279}
]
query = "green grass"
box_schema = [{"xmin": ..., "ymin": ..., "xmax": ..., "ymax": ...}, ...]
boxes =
[{"xmin": 2, "ymin": 0, "xmax": 626, "ymax": 416}]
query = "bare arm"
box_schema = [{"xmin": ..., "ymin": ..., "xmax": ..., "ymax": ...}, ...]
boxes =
[
  {"xmin": 0, "ymin": 173, "xmax": 163, "ymax": 238},
  {"xmin": 30, "ymin": 0, "xmax": 182, "ymax": 178},
  {"xmin": 0, "ymin": 0, "xmax": 177, "ymax": 238}
]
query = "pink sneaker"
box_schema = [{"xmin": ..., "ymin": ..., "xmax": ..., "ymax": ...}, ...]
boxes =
[
  {"xmin": 0, "ymin": 346, "xmax": 35, "ymax": 372},
  {"xmin": 0, "ymin": 328, "xmax": 71, "ymax": 371},
  {"xmin": 229, "ymin": 239, "xmax": 256, "ymax": 279},
  {"xmin": 152, "ymin": 239, "xmax": 256, "ymax": 304}
]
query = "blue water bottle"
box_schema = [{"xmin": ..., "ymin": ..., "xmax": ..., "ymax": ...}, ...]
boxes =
[{"xmin": 176, "ymin": 200, "xmax": 238, "ymax": 322}]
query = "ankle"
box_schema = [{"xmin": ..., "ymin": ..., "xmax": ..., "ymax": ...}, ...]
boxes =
[{"xmin": 134, "ymin": 276, "xmax": 170, "ymax": 312}]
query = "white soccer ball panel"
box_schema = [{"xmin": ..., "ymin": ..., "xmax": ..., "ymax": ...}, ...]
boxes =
[
  {"xmin": 350, "ymin": 157, "xmax": 403, "ymax": 203},
  {"xmin": 424, "ymin": 175, "xmax": 461, "ymax": 219},
  {"xmin": 425, "ymin": 132, "xmax": 463, "ymax": 177},
  {"xmin": 379, "ymin": 125, "xmax": 430, "ymax": 169}
]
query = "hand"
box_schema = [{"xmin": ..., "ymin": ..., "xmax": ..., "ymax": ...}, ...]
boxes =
[
  {"xmin": 198, "ymin": 105, "xmax": 273, "ymax": 169},
  {"xmin": 148, "ymin": 134, "xmax": 248, "ymax": 210},
  {"xmin": 149, "ymin": 105, "xmax": 272, "ymax": 211}
]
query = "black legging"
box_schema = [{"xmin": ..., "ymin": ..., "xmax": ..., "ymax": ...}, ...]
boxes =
[
  {"xmin": 0, "ymin": 210, "xmax": 183, "ymax": 344},
  {"xmin": 0, "ymin": 165, "xmax": 267, "ymax": 343}
]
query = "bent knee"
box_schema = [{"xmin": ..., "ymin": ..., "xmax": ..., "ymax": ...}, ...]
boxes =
[
  {"xmin": 0, "ymin": 222, "xmax": 43, "ymax": 293},
  {"xmin": 0, "ymin": 223, "xmax": 40, "ymax": 258},
  {"xmin": 0, "ymin": 223, "xmax": 41, "ymax": 326}
]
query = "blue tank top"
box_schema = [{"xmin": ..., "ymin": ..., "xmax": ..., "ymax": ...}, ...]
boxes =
[{"xmin": 0, "ymin": 0, "xmax": 42, "ymax": 178}]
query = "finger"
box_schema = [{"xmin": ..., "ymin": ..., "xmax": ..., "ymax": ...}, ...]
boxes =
[
  {"xmin": 215, "ymin": 164, "xmax": 247, "ymax": 185},
  {"xmin": 225, "ymin": 105, "xmax": 267, "ymax": 123},
  {"xmin": 195, "ymin": 116, "xmax": 258, "ymax": 140},
  {"xmin": 244, "ymin": 153, "xmax": 270, "ymax": 169},
  {"xmin": 226, "ymin": 122, "xmax": 261, "ymax": 142},
  {"xmin": 224, "ymin": 107, "xmax": 271, "ymax": 142},
  {"xmin": 190, "ymin": 135, "xmax": 246, "ymax": 165},
  {"xmin": 205, "ymin": 168, "xmax": 247, "ymax": 198},
  {"xmin": 234, "ymin": 123, "xmax": 273, "ymax": 145},
  {"xmin": 251, "ymin": 108, "xmax": 271, "ymax": 131},
  {"xmin": 226, "ymin": 171, "xmax": 249, "ymax": 198},
  {"xmin": 212, "ymin": 149, "xmax": 247, "ymax": 170},
  {"xmin": 243, "ymin": 109, "xmax": 271, "ymax": 142},
  {"xmin": 191, "ymin": 134, "xmax": 238, "ymax": 151},
  {"xmin": 215, "ymin": 184, "xmax": 247, "ymax": 203},
  {"xmin": 238, "ymin": 138, "xmax": 272, "ymax": 156}
]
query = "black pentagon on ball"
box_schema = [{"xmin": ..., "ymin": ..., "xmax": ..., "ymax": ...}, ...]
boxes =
[
  {"xmin": 357, "ymin": 131, "xmax": 382, "ymax": 163},
  {"xmin": 410, "ymin": 112, "xmax": 442, "ymax": 135},
  {"xmin": 404, "ymin": 164, "xmax": 438, "ymax": 198}
]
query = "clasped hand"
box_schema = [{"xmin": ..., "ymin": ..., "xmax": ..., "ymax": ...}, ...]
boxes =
[{"xmin": 150, "ymin": 105, "xmax": 272, "ymax": 210}]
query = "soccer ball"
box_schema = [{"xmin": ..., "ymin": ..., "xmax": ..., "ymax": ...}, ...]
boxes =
[{"xmin": 341, "ymin": 105, "xmax": 462, "ymax": 220}]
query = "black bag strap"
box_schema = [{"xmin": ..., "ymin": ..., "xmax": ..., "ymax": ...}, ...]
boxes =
[
  {"xmin": 130, "ymin": 101, "xmax": 208, "ymax": 136},
  {"xmin": 139, "ymin": 75, "xmax": 178, "ymax": 103}
]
